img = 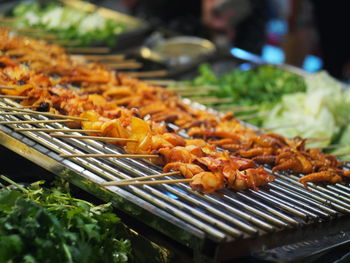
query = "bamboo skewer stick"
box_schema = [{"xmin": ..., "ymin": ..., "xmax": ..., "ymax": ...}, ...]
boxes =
[
  {"xmin": 237, "ymin": 112, "xmax": 270, "ymax": 121},
  {"xmin": 316, "ymin": 144, "xmax": 342, "ymax": 149},
  {"xmin": 14, "ymin": 128, "xmax": 101, "ymax": 133},
  {"xmin": 332, "ymin": 152, "xmax": 350, "ymax": 157},
  {"xmin": 144, "ymin": 79, "xmax": 177, "ymax": 86},
  {"xmin": 213, "ymin": 105, "xmax": 260, "ymax": 112},
  {"xmin": 0, "ymin": 95, "xmax": 27, "ymax": 99},
  {"xmin": 51, "ymin": 134, "xmax": 137, "ymax": 142},
  {"xmin": 124, "ymin": 70, "xmax": 168, "ymax": 78},
  {"xmin": 81, "ymin": 54, "xmax": 125, "ymax": 61},
  {"xmin": 305, "ymin": 137, "xmax": 330, "ymax": 143},
  {"xmin": 102, "ymin": 59, "xmax": 137, "ymax": 65},
  {"xmin": 0, "ymin": 86, "xmax": 15, "ymax": 90},
  {"xmin": 66, "ymin": 47, "xmax": 111, "ymax": 54},
  {"xmin": 260, "ymin": 123, "xmax": 302, "ymax": 132},
  {"xmin": 20, "ymin": 105, "xmax": 37, "ymax": 108},
  {"xmin": 108, "ymin": 62, "xmax": 143, "ymax": 70},
  {"xmin": 60, "ymin": 153, "xmax": 159, "ymax": 158},
  {"xmin": 166, "ymin": 86, "xmax": 218, "ymax": 92},
  {"xmin": 102, "ymin": 171, "xmax": 181, "ymax": 185},
  {"xmin": 101, "ymin": 178, "xmax": 192, "ymax": 186},
  {"xmin": 0, "ymin": 119, "xmax": 74, "ymax": 124},
  {"xmin": 190, "ymin": 97, "xmax": 232, "ymax": 104},
  {"xmin": 0, "ymin": 112, "xmax": 35, "ymax": 116},
  {"xmin": 174, "ymin": 90, "xmax": 214, "ymax": 97},
  {"xmin": 0, "ymin": 106, "xmax": 87, "ymax": 121}
]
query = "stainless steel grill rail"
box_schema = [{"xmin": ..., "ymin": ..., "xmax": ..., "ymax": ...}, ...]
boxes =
[{"xmin": 1, "ymin": 97, "xmax": 350, "ymax": 262}]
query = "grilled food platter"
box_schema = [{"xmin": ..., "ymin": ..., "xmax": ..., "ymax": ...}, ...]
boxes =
[{"xmin": 1, "ymin": 29, "xmax": 350, "ymax": 263}]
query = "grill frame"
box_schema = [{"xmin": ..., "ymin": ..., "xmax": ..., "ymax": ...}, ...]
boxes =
[{"xmin": 1, "ymin": 98, "xmax": 350, "ymax": 262}]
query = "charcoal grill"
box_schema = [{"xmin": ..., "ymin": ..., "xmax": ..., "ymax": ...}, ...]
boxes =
[{"xmin": 1, "ymin": 97, "xmax": 350, "ymax": 263}]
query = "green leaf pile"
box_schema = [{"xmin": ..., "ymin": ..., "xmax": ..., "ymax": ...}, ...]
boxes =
[
  {"xmin": 192, "ymin": 64, "xmax": 306, "ymax": 106},
  {"xmin": 12, "ymin": 2, "xmax": 125, "ymax": 47},
  {"xmin": 0, "ymin": 179, "xmax": 131, "ymax": 263},
  {"xmin": 262, "ymin": 71, "xmax": 350, "ymax": 153}
]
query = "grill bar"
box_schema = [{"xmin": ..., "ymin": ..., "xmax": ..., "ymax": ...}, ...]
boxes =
[{"xmin": 2, "ymin": 98, "xmax": 350, "ymax": 260}]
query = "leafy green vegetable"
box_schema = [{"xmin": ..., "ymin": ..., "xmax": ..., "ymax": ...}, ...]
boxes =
[
  {"xmin": 0, "ymin": 178, "xmax": 131, "ymax": 263},
  {"xmin": 192, "ymin": 64, "xmax": 306, "ymax": 107},
  {"xmin": 262, "ymin": 71, "xmax": 350, "ymax": 149},
  {"xmin": 11, "ymin": 2, "xmax": 125, "ymax": 47}
]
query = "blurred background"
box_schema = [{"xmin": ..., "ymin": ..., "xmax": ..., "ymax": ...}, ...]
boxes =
[{"xmin": 94, "ymin": 0, "xmax": 349, "ymax": 82}]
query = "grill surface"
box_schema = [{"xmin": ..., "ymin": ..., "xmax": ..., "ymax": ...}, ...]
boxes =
[{"xmin": 1, "ymin": 98, "xmax": 350, "ymax": 262}]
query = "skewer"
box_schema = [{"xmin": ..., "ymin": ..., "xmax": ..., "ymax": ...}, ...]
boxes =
[
  {"xmin": 55, "ymin": 40, "xmax": 83, "ymax": 46},
  {"xmin": 305, "ymin": 137, "xmax": 330, "ymax": 143},
  {"xmin": 190, "ymin": 97, "xmax": 232, "ymax": 104},
  {"xmin": 19, "ymin": 105, "xmax": 37, "ymax": 108},
  {"xmin": 260, "ymin": 123, "xmax": 302, "ymax": 132},
  {"xmin": 0, "ymin": 106, "xmax": 87, "ymax": 121},
  {"xmin": 0, "ymin": 86, "xmax": 15, "ymax": 90},
  {"xmin": 0, "ymin": 112, "xmax": 41, "ymax": 116},
  {"xmin": 144, "ymin": 79, "xmax": 177, "ymax": 86},
  {"xmin": 332, "ymin": 152, "xmax": 350, "ymax": 157},
  {"xmin": 102, "ymin": 59, "xmax": 137, "ymax": 65},
  {"xmin": 124, "ymin": 70, "xmax": 168, "ymax": 78},
  {"xmin": 14, "ymin": 128, "xmax": 101, "ymax": 133},
  {"xmin": 166, "ymin": 85, "xmax": 218, "ymax": 92},
  {"xmin": 80, "ymin": 54, "xmax": 125, "ymax": 61},
  {"xmin": 214, "ymin": 104, "xmax": 259, "ymax": 112},
  {"xmin": 0, "ymin": 119, "xmax": 74, "ymax": 124},
  {"xmin": 108, "ymin": 62, "xmax": 143, "ymax": 70},
  {"xmin": 237, "ymin": 112, "xmax": 270, "ymax": 121},
  {"xmin": 316, "ymin": 144, "xmax": 342, "ymax": 149},
  {"xmin": 101, "ymin": 178, "xmax": 192, "ymax": 186},
  {"xmin": 66, "ymin": 47, "xmax": 111, "ymax": 54},
  {"xmin": 102, "ymin": 171, "xmax": 181, "ymax": 185},
  {"xmin": 51, "ymin": 134, "xmax": 137, "ymax": 142},
  {"xmin": 0, "ymin": 95, "xmax": 27, "ymax": 99},
  {"xmin": 60, "ymin": 153, "xmax": 159, "ymax": 158},
  {"xmin": 174, "ymin": 90, "xmax": 213, "ymax": 97}
]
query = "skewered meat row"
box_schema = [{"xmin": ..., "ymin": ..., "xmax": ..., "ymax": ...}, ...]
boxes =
[
  {"xmin": 1, "ymin": 29, "xmax": 349, "ymax": 185},
  {"xmin": 0, "ymin": 60, "xmax": 274, "ymax": 193},
  {"xmin": 76, "ymin": 75, "xmax": 350, "ymax": 185}
]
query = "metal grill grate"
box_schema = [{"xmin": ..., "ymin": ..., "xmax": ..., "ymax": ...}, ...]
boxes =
[{"xmin": 1, "ymin": 98, "xmax": 350, "ymax": 262}]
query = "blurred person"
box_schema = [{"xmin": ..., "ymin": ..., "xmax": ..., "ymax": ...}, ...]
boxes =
[
  {"xmin": 281, "ymin": 0, "xmax": 317, "ymax": 67},
  {"xmin": 121, "ymin": 0, "xmax": 269, "ymax": 55},
  {"xmin": 281, "ymin": 0, "xmax": 349, "ymax": 81},
  {"xmin": 201, "ymin": 0, "xmax": 269, "ymax": 54}
]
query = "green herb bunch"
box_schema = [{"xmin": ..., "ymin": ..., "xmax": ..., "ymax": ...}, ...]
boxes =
[
  {"xmin": 0, "ymin": 177, "xmax": 131, "ymax": 263},
  {"xmin": 193, "ymin": 64, "xmax": 306, "ymax": 107}
]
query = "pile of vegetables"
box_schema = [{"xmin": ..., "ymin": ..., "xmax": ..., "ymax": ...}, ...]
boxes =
[
  {"xmin": 189, "ymin": 64, "xmax": 350, "ymax": 157},
  {"xmin": 263, "ymin": 71, "xmax": 350, "ymax": 156},
  {"xmin": 0, "ymin": 176, "xmax": 131, "ymax": 263},
  {"xmin": 192, "ymin": 64, "xmax": 306, "ymax": 107},
  {"xmin": 11, "ymin": 2, "xmax": 125, "ymax": 46}
]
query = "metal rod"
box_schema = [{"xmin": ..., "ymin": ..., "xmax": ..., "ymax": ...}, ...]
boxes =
[
  {"xmin": 0, "ymin": 119, "xmax": 74, "ymax": 124},
  {"xmin": 60, "ymin": 153, "xmax": 159, "ymax": 158},
  {"xmin": 0, "ymin": 106, "xmax": 87, "ymax": 120},
  {"xmin": 15, "ymin": 128, "xmax": 101, "ymax": 133},
  {"xmin": 51, "ymin": 134, "xmax": 137, "ymax": 142},
  {"xmin": 102, "ymin": 178, "xmax": 192, "ymax": 186}
]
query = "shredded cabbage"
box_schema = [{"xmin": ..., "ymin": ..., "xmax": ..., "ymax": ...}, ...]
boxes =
[{"xmin": 262, "ymin": 71, "xmax": 350, "ymax": 148}]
